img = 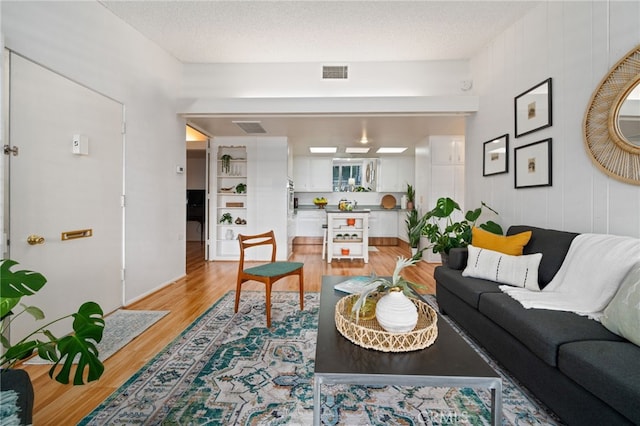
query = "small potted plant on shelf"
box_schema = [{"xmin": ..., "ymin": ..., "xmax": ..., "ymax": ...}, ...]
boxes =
[
  {"xmin": 220, "ymin": 154, "xmax": 232, "ymax": 174},
  {"xmin": 1, "ymin": 259, "xmax": 106, "ymax": 423},
  {"xmin": 421, "ymin": 197, "xmax": 503, "ymax": 265},
  {"xmin": 406, "ymin": 183, "xmax": 415, "ymax": 210},
  {"xmin": 219, "ymin": 212, "xmax": 233, "ymax": 224},
  {"xmin": 235, "ymin": 183, "xmax": 246, "ymax": 194}
]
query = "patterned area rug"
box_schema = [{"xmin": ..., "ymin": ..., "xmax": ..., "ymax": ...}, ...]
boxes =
[
  {"xmin": 25, "ymin": 309, "xmax": 169, "ymax": 364},
  {"xmin": 79, "ymin": 291, "xmax": 561, "ymax": 425}
]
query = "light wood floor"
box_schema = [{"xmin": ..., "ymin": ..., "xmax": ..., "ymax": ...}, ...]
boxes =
[{"xmin": 20, "ymin": 242, "xmax": 438, "ymax": 425}]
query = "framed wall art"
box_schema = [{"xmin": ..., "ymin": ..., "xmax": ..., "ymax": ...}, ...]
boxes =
[
  {"xmin": 514, "ymin": 78, "xmax": 552, "ymax": 138},
  {"xmin": 483, "ymin": 134, "xmax": 509, "ymax": 176},
  {"xmin": 514, "ymin": 138, "xmax": 552, "ymax": 188}
]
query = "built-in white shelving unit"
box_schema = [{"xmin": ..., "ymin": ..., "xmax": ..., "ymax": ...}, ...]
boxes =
[{"xmin": 215, "ymin": 145, "xmax": 247, "ymax": 259}]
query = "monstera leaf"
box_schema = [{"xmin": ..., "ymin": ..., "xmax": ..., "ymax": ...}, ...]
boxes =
[
  {"xmin": 51, "ymin": 301, "xmax": 105, "ymax": 384},
  {"xmin": 0, "ymin": 259, "xmax": 105, "ymax": 385},
  {"xmin": 421, "ymin": 198, "xmax": 503, "ymax": 254},
  {"xmin": 0, "ymin": 259, "xmax": 47, "ymax": 320}
]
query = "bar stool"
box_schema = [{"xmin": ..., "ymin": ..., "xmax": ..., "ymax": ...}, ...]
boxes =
[{"xmin": 321, "ymin": 224, "xmax": 328, "ymax": 260}]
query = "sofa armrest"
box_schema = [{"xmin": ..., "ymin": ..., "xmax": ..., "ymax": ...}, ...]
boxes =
[{"xmin": 447, "ymin": 247, "xmax": 468, "ymax": 270}]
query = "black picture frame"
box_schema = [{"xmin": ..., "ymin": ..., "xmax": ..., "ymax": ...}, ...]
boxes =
[
  {"xmin": 482, "ymin": 134, "xmax": 509, "ymax": 176},
  {"xmin": 514, "ymin": 138, "xmax": 552, "ymax": 188},
  {"xmin": 514, "ymin": 78, "xmax": 552, "ymax": 138}
]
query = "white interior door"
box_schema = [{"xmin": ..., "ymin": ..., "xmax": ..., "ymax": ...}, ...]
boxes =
[{"xmin": 7, "ymin": 52, "xmax": 124, "ymax": 343}]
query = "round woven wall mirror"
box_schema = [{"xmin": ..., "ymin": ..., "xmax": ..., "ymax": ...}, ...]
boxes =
[{"xmin": 584, "ymin": 44, "xmax": 640, "ymax": 185}]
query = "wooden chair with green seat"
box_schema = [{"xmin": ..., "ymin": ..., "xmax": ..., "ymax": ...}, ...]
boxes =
[{"xmin": 235, "ymin": 230, "xmax": 304, "ymax": 327}]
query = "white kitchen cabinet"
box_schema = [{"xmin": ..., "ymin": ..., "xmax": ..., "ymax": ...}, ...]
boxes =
[
  {"xmin": 293, "ymin": 156, "xmax": 333, "ymax": 192},
  {"xmin": 295, "ymin": 209, "xmax": 326, "ymax": 237},
  {"xmin": 431, "ymin": 136, "xmax": 465, "ymax": 165},
  {"xmin": 397, "ymin": 210, "xmax": 410, "ymax": 243},
  {"xmin": 377, "ymin": 157, "xmax": 414, "ymax": 192},
  {"xmin": 327, "ymin": 212, "xmax": 369, "ymax": 263},
  {"xmin": 368, "ymin": 210, "xmax": 398, "ymax": 237}
]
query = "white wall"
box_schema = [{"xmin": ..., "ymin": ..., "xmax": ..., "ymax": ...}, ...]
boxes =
[
  {"xmin": 466, "ymin": 0, "xmax": 640, "ymax": 238},
  {"xmin": 1, "ymin": 2, "xmax": 186, "ymax": 303},
  {"xmin": 182, "ymin": 60, "xmax": 472, "ymax": 98}
]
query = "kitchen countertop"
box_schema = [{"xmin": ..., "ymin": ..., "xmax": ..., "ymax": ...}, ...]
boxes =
[
  {"xmin": 324, "ymin": 208, "xmax": 371, "ymax": 214},
  {"xmin": 296, "ymin": 205, "xmax": 405, "ymax": 212}
]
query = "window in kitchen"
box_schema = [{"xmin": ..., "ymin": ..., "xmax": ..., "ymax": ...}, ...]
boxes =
[{"xmin": 333, "ymin": 162, "xmax": 361, "ymax": 191}]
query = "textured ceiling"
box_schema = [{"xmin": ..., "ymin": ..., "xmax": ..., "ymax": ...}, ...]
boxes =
[
  {"xmin": 99, "ymin": 1, "xmax": 540, "ymax": 63},
  {"xmin": 99, "ymin": 1, "xmax": 540, "ymax": 154}
]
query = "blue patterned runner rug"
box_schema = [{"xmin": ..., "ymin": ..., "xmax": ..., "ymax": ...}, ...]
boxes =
[
  {"xmin": 25, "ymin": 309, "xmax": 169, "ymax": 364},
  {"xmin": 79, "ymin": 291, "xmax": 561, "ymax": 425}
]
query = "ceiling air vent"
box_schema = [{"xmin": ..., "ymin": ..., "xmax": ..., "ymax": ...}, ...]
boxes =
[
  {"xmin": 322, "ymin": 65, "xmax": 348, "ymax": 79},
  {"xmin": 233, "ymin": 121, "xmax": 266, "ymax": 134}
]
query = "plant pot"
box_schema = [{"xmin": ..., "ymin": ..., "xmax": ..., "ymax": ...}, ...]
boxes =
[
  {"xmin": 346, "ymin": 218, "xmax": 356, "ymax": 226},
  {"xmin": 341, "ymin": 248, "xmax": 350, "ymax": 255},
  {"xmin": 375, "ymin": 288, "xmax": 418, "ymax": 333},
  {"xmin": 440, "ymin": 252, "xmax": 449, "ymax": 267},
  {"xmin": 411, "ymin": 247, "xmax": 418, "ymax": 257},
  {"xmin": 0, "ymin": 369, "xmax": 34, "ymax": 425}
]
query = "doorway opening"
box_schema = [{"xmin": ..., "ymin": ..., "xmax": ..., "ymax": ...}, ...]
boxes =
[{"xmin": 186, "ymin": 125, "xmax": 209, "ymax": 265}]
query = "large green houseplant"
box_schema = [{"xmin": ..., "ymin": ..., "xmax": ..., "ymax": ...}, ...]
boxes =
[
  {"xmin": 421, "ymin": 197, "xmax": 503, "ymax": 262},
  {"xmin": 405, "ymin": 209, "xmax": 428, "ymax": 260},
  {"xmin": 0, "ymin": 259, "xmax": 105, "ymax": 385}
]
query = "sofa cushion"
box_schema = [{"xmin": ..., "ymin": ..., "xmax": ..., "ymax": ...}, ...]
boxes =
[
  {"xmin": 478, "ymin": 292, "xmax": 624, "ymax": 366},
  {"xmin": 462, "ymin": 245, "xmax": 542, "ymax": 290},
  {"xmin": 559, "ymin": 340, "xmax": 640, "ymax": 424},
  {"xmin": 472, "ymin": 226, "xmax": 532, "ymax": 255},
  {"xmin": 434, "ymin": 266, "xmax": 501, "ymax": 309},
  {"xmin": 602, "ymin": 260, "xmax": 640, "ymax": 346},
  {"xmin": 507, "ymin": 225, "xmax": 579, "ymax": 289}
]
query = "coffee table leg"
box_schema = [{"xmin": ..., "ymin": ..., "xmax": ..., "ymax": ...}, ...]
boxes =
[
  {"xmin": 313, "ymin": 375, "xmax": 321, "ymax": 426},
  {"xmin": 491, "ymin": 379, "xmax": 502, "ymax": 426}
]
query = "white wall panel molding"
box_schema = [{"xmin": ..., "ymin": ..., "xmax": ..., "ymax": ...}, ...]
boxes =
[{"xmin": 466, "ymin": 0, "xmax": 640, "ymax": 238}]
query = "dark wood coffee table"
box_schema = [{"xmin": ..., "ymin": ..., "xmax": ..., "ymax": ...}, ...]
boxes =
[{"xmin": 313, "ymin": 275, "xmax": 502, "ymax": 425}]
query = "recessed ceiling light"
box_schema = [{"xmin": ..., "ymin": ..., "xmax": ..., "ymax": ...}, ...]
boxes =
[
  {"xmin": 345, "ymin": 147, "xmax": 370, "ymax": 154},
  {"xmin": 376, "ymin": 147, "xmax": 408, "ymax": 153},
  {"xmin": 309, "ymin": 147, "xmax": 337, "ymax": 153}
]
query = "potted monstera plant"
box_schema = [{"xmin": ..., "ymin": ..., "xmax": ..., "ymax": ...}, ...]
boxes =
[
  {"xmin": 421, "ymin": 197, "xmax": 503, "ymax": 265},
  {"xmin": 0, "ymin": 259, "xmax": 105, "ymax": 423}
]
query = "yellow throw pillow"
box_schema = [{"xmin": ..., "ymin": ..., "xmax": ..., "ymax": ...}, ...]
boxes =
[{"xmin": 471, "ymin": 227, "xmax": 532, "ymax": 256}]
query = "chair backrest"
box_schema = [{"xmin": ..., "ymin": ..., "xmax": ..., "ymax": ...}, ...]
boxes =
[{"xmin": 238, "ymin": 230, "xmax": 277, "ymax": 269}]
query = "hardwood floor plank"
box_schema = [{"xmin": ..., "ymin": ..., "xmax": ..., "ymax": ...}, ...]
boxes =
[{"xmin": 19, "ymin": 242, "xmax": 439, "ymax": 425}]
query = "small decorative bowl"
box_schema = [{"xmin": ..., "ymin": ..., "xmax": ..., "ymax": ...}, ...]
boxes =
[{"xmin": 341, "ymin": 248, "xmax": 350, "ymax": 255}]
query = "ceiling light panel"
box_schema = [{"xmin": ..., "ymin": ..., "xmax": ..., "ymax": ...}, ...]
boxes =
[
  {"xmin": 376, "ymin": 147, "xmax": 408, "ymax": 153},
  {"xmin": 345, "ymin": 147, "xmax": 370, "ymax": 153},
  {"xmin": 309, "ymin": 147, "xmax": 337, "ymax": 153}
]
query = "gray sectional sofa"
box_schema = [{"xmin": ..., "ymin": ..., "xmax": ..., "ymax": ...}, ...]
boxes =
[{"xmin": 434, "ymin": 225, "xmax": 640, "ymax": 425}]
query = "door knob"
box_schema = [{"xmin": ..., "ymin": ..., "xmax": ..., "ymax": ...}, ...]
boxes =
[{"xmin": 27, "ymin": 234, "xmax": 45, "ymax": 245}]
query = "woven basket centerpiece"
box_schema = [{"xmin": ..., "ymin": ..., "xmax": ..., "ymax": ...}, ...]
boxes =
[{"xmin": 335, "ymin": 293, "xmax": 438, "ymax": 353}]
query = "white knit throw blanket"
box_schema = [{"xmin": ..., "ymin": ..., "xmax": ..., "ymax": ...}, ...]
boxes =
[{"xmin": 500, "ymin": 233, "xmax": 640, "ymax": 320}]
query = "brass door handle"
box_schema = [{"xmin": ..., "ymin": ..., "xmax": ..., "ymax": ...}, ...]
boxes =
[{"xmin": 27, "ymin": 235, "xmax": 45, "ymax": 245}]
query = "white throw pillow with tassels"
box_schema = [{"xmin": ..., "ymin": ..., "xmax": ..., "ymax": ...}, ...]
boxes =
[{"xmin": 462, "ymin": 245, "xmax": 542, "ymax": 291}]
